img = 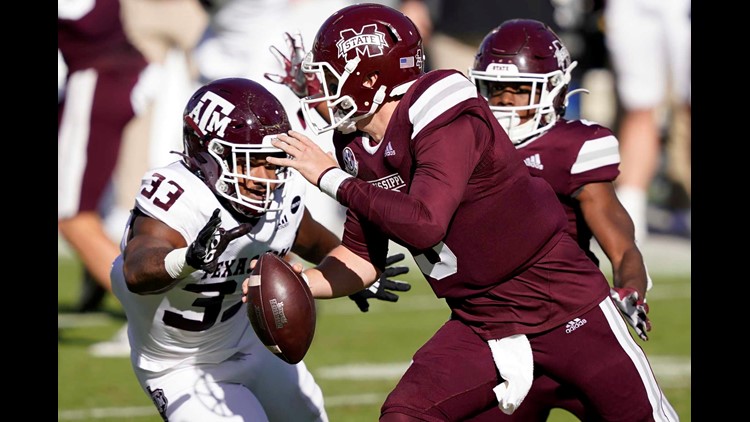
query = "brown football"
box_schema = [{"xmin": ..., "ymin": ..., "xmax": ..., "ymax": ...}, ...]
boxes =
[{"xmin": 246, "ymin": 252, "xmax": 316, "ymax": 364}]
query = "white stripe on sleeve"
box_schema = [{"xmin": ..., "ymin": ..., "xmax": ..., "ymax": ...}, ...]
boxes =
[
  {"xmin": 570, "ymin": 135, "xmax": 620, "ymax": 175},
  {"xmin": 409, "ymin": 73, "xmax": 478, "ymax": 139}
]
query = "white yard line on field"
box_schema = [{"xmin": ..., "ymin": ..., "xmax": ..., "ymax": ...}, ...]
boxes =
[
  {"xmin": 57, "ymin": 393, "xmax": 387, "ymax": 420},
  {"xmin": 314, "ymin": 357, "xmax": 691, "ymax": 388},
  {"xmin": 58, "ymin": 356, "xmax": 691, "ymax": 420}
]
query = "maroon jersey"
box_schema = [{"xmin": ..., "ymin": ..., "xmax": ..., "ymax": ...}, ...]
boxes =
[
  {"xmin": 332, "ymin": 70, "xmax": 609, "ymax": 339},
  {"xmin": 58, "ymin": 0, "xmax": 149, "ymax": 216},
  {"xmin": 58, "ymin": 0, "xmax": 146, "ymax": 74},
  {"xmin": 516, "ymin": 120, "xmax": 620, "ymax": 266}
]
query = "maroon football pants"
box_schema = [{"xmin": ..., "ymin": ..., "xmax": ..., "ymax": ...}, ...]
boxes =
[{"xmin": 380, "ymin": 298, "xmax": 676, "ymax": 421}]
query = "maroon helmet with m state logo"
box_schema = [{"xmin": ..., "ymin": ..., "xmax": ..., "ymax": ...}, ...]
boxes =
[{"xmin": 300, "ymin": 3, "xmax": 425, "ymax": 134}]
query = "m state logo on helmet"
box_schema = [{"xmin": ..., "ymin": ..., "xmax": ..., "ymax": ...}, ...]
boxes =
[
  {"xmin": 299, "ymin": 3, "xmax": 425, "ymax": 134},
  {"xmin": 181, "ymin": 78, "xmax": 294, "ymax": 219},
  {"xmin": 337, "ymin": 24, "xmax": 388, "ymax": 60}
]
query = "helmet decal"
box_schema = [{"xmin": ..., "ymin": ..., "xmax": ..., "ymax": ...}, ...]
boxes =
[
  {"xmin": 552, "ymin": 40, "xmax": 570, "ymax": 69},
  {"xmin": 337, "ymin": 24, "xmax": 389, "ymax": 60},
  {"xmin": 400, "ymin": 47, "xmax": 423, "ymax": 70},
  {"xmin": 299, "ymin": 3, "xmax": 424, "ymax": 134},
  {"xmin": 487, "ymin": 63, "xmax": 518, "ymax": 73},
  {"xmin": 186, "ymin": 91, "xmax": 235, "ymax": 138},
  {"xmin": 181, "ymin": 78, "xmax": 294, "ymax": 219}
]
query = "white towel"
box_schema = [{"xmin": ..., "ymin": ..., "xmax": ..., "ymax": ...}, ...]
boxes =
[{"xmin": 487, "ymin": 334, "xmax": 534, "ymax": 415}]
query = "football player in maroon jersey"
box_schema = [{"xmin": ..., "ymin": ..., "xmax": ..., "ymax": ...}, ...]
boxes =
[
  {"xmin": 464, "ymin": 19, "xmax": 656, "ymax": 421},
  {"xmin": 247, "ymin": 4, "xmax": 678, "ymax": 421},
  {"xmin": 58, "ymin": 0, "xmax": 151, "ymax": 309}
]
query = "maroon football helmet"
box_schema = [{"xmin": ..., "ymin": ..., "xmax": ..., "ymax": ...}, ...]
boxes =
[
  {"xmin": 469, "ymin": 19, "xmax": 580, "ymax": 144},
  {"xmin": 182, "ymin": 78, "xmax": 293, "ymax": 218},
  {"xmin": 300, "ymin": 3, "xmax": 424, "ymax": 134}
]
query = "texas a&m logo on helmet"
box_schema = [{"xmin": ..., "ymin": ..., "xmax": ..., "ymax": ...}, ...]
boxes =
[{"xmin": 185, "ymin": 91, "xmax": 235, "ymax": 139}]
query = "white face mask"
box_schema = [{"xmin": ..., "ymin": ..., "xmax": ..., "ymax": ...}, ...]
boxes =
[{"xmin": 492, "ymin": 109, "xmax": 536, "ymax": 145}]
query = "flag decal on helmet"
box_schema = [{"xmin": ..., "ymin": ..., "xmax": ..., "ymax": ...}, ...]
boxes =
[
  {"xmin": 399, "ymin": 56, "xmax": 414, "ymax": 68},
  {"xmin": 337, "ymin": 24, "xmax": 388, "ymax": 60}
]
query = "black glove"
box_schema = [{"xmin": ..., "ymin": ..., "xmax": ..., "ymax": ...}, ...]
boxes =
[
  {"xmin": 349, "ymin": 253, "xmax": 411, "ymax": 312},
  {"xmin": 185, "ymin": 208, "xmax": 252, "ymax": 273}
]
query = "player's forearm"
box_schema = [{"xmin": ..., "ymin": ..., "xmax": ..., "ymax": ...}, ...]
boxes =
[
  {"xmin": 291, "ymin": 210, "xmax": 342, "ymax": 264},
  {"xmin": 304, "ymin": 245, "xmax": 378, "ymax": 299},
  {"xmin": 123, "ymin": 246, "xmax": 192, "ymax": 295},
  {"xmin": 611, "ymin": 248, "xmax": 649, "ymax": 299}
]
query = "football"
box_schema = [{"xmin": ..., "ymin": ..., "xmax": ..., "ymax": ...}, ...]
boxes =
[{"xmin": 246, "ymin": 252, "xmax": 316, "ymax": 364}]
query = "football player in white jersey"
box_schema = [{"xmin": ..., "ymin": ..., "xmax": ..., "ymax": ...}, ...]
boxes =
[{"xmin": 111, "ymin": 77, "xmax": 408, "ymax": 421}]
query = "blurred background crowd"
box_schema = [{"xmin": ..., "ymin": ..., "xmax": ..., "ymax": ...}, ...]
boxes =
[{"xmin": 58, "ymin": 0, "xmax": 690, "ymax": 352}]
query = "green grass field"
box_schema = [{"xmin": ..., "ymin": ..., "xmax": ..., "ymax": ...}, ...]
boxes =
[{"xmin": 58, "ymin": 252, "xmax": 690, "ymax": 421}]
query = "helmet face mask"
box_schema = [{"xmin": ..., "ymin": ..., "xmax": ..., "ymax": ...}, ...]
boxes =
[
  {"xmin": 206, "ymin": 137, "xmax": 291, "ymax": 216},
  {"xmin": 469, "ymin": 19, "xmax": 576, "ymax": 145},
  {"xmin": 182, "ymin": 78, "xmax": 295, "ymax": 218},
  {"xmin": 300, "ymin": 3, "xmax": 425, "ymax": 134},
  {"xmin": 300, "ymin": 53, "xmax": 362, "ymax": 134}
]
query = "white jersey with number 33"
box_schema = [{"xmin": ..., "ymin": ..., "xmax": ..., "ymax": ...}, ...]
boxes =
[{"xmin": 111, "ymin": 160, "xmax": 307, "ymax": 373}]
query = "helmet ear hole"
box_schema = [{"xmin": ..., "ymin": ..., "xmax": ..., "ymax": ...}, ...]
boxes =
[{"xmin": 364, "ymin": 71, "xmax": 379, "ymax": 89}]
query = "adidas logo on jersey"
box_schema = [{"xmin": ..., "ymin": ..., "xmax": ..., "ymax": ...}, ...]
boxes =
[
  {"xmin": 278, "ymin": 214, "xmax": 289, "ymax": 229},
  {"xmin": 565, "ymin": 318, "xmax": 587, "ymax": 333},
  {"xmin": 384, "ymin": 142, "xmax": 396, "ymax": 157},
  {"xmin": 523, "ymin": 153, "xmax": 544, "ymax": 170}
]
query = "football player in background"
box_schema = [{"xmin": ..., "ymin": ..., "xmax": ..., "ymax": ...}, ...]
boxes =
[
  {"xmin": 111, "ymin": 78, "xmax": 408, "ymax": 421},
  {"xmin": 465, "ymin": 19, "xmax": 654, "ymax": 421},
  {"xmin": 249, "ymin": 3, "xmax": 678, "ymax": 421},
  {"xmin": 605, "ymin": 0, "xmax": 691, "ymax": 243},
  {"xmin": 58, "ymin": 0, "xmax": 159, "ymax": 312}
]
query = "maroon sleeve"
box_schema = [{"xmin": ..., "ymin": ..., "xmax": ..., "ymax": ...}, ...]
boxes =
[
  {"xmin": 337, "ymin": 114, "xmax": 488, "ymax": 251},
  {"xmin": 340, "ymin": 208, "xmax": 391, "ymax": 270}
]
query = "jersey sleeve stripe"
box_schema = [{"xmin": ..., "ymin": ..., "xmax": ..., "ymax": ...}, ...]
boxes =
[
  {"xmin": 58, "ymin": 69, "xmax": 97, "ymax": 219},
  {"xmin": 409, "ymin": 73, "xmax": 478, "ymax": 139},
  {"xmin": 571, "ymin": 135, "xmax": 620, "ymax": 174}
]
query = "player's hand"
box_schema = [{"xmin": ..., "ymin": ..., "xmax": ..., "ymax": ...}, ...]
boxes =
[
  {"xmin": 264, "ymin": 32, "xmax": 322, "ymax": 99},
  {"xmin": 185, "ymin": 208, "xmax": 252, "ymax": 273},
  {"xmin": 610, "ymin": 287, "xmax": 651, "ymax": 341},
  {"xmin": 268, "ymin": 131, "xmax": 339, "ymax": 187},
  {"xmin": 349, "ymin": 253, "xmax": 411, "ymax": 312}
]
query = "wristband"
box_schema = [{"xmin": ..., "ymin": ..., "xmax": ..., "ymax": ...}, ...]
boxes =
[
  {"xmin": 318, "ymin": 167, "xmax": 353, "ymax": 199},
  {"xmin": 164, "ymin": 247, "xmax": 198, "ymax": 279}
]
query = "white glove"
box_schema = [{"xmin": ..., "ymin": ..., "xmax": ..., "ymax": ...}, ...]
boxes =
[
  {"xmin": 487, "ymin": 334, "xmax": 534, "ymax": 415},
  {"xmin": 610, "ymin": 287, "xmax": 651, "ymax": 341}
]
